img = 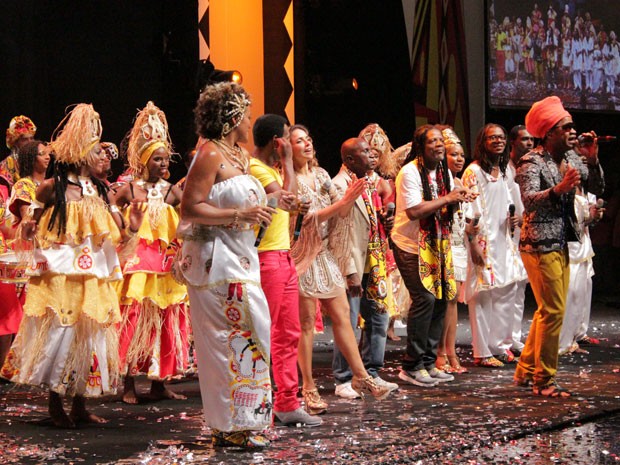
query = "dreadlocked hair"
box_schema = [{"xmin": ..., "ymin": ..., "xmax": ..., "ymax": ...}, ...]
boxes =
[
  {"xmin": 473, "ymin": 123, "xmax": 509, "ymax": 176},
  {"xmin": 408, "ymin": 124, "xmax": 455, "ymax": 222},
  {"xmin": 47, "ymin": 162, "xmax": 110, "ymax": 235},
  {"xmin": 47, "ymin": 162, "xmax": 74, "ymax": 235}
]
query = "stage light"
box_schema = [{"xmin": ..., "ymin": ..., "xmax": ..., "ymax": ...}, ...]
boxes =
[
  {"xmin": 210, "ymin": 69, "xmax": 243, "ymax": 84},
  {"xmin": 196, "ymin": 59, "xmax": 244, "ymax": 92},
  {"xmin": 308, "ymin": 74, "xmax": 359, "ymax": 96}
]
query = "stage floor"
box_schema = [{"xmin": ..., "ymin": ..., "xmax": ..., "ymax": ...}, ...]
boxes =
[{"xmin": 1, "ymin": 294, "xmax": 619, "ymax": 464}]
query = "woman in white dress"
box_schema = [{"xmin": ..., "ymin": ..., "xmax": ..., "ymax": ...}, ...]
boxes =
[{"xmin": 179, "ymin": 82, "xmax": 276, "ymax": 448}]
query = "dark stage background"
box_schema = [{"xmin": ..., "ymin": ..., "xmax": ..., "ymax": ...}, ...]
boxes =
[
  {"xmin": 1, "ymin": 1, "xmax": 618, "ymax": 204},
  {"xmin": 0, "ymin": 0, "xmax": 198, "ymax": 181}
]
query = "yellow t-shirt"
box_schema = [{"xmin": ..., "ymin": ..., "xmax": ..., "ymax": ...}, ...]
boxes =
[{"xmin": 249, "ymin": 158, "xmax": 291, "ymax": 252}]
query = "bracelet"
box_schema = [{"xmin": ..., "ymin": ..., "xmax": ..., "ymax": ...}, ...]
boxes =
[
  {"xmin": 126, "ymin": 227, "xmax": 138, "ymax": 237},
  {"xmin": 110, "ymin": 205, "xmax": 120, "ymax": 213},
  {"xmin": 467, "ymin": 234, "xmax": 475, "ymax": 242},
  {"xmin": 230, "ymin": 208, "xmax": 240, "ymax": 229}
]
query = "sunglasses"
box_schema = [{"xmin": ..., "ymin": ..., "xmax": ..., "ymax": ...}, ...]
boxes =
[{"xmin": 553, "ymin": 122, "xmax": 576, "ymax": 132}]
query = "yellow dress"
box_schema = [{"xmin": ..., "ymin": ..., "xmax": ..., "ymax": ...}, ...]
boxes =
[
  {"xmin": 1, "ymin": 185, "xmax": 123, "ymax": 397},
  {"xmin": 116, "ymin": 180, "xmax": 189, "ymax": 380}
]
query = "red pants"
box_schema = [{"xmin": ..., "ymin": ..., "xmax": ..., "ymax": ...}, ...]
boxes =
[{"xmin": 259, "ymin": 250, "xmax": 301, "ymax": 412}]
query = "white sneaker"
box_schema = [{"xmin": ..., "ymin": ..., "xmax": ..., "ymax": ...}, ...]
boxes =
[
  {"xmin": 274, "ymin": 407, "xmax": 322, "ymax": 427},
  {"xmin": 427, "ymin": 367, "xmax": 455, "ymax": 382},
  {"xmin": 398, "ymin": 368, "xmax": 439, "ymax": 387},
  {"xmin": 335, "ymin": 381, "xmax": 361, "ymax": 399},
  {"xmin": 373, "ymin": 376, "xmax": 399, "ymax": 392}
]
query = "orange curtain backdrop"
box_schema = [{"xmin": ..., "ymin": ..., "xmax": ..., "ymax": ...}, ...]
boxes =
[
  {"xmin": 197, "ymin": 0, "xmax": 295, "ymax": 145},
  {"xmin": 199, "ymin": 0, "xmax": 265, "ymax": 147}
]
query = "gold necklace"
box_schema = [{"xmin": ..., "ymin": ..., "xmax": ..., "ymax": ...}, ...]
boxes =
[{"xmin": 212, "ymin": 139, "xmax": 248, "ymax": 174}]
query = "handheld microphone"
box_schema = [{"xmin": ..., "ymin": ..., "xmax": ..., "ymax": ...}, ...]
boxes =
[
  {"xmin": 254, "ymin": 197, "xmax": 278, "ymax": 247},
  {"xmin": 472, "ymin": 212, "xmax": 481, "ymax": 226},
  {"xmin": 321, "ymin": 179, "xmax": 332, "ymax": 193},
  {"xmin": 508, "ymin": 203, "xmax": 516, "ymax": 237},
  {"xmin": 293, "ymin": 195, "xmax": 309, "ymax": 240},
  {"xmin": 596, "ymin": 198, "xmax": 607, "ymax": 208},
  {"xmin": 386, "ymin": 202, "xmax": 396, "ymax": 218},
  {"xmin": 578, "ymin": 134, "xmax": 617, "ymax": 144}
]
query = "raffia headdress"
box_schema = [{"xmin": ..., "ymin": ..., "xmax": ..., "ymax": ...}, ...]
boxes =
[
  {"xmin": 359, "ymin": 123, "xmax": 394, "ymax": 158},
  {"xmin": 126, "ymin": 101, "xmax": 172, "ymax": 175},
  {"xmin": 50, "ymin": 104, "xmax": 102, "ymax": 165}
]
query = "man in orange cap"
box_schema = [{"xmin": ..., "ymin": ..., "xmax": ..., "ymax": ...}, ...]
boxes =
[
  {"xmin": 2, "ymin": 115, "xmax": 37, "ymax": 185},
  {"xmin": 514, "ymin": 96, "xmax": 604, "ymax": 397}
]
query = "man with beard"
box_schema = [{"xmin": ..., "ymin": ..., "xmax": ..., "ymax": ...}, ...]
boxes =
[
  {"xmin": 461, "ymin": 124, "xmax": 528, "ymax": 368},
  {"xmin": 331, "ymin": 137, "xmax": 399, "ymax": 398},
  {"xmin": 391, "ymin": 125, "xmax": 472, "ymax": 387},
  {"xmin": 514, "ymin": 96, "xmax": 604, "ymax": 397}
]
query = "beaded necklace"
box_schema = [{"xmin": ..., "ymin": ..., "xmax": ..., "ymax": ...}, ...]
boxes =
[{"xmin": 212, "ymin": 139, "xmax": 248, "ymax": 174}]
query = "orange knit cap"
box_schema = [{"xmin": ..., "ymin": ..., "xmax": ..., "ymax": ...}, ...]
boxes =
[{"xmin": 525, "ymin": 96, "xmax": 571, "ymax": 138}]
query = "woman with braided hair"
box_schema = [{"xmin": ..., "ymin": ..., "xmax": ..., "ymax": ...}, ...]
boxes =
[
  {"xmin": 1, "ymin": 104, "xmax": 145, "ymax": 427},
  {"xmin": 111, "ymin": 101, "xmax": 189, "ymax": 404}
]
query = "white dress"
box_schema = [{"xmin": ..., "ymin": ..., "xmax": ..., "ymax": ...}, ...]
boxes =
[
  {"xmin": 178, "ymin": 174, "xmax": 272, "ymax": 432},
  {"xmin": 461, "ymin": 164, "xmax": 527, "ymax": 358}
]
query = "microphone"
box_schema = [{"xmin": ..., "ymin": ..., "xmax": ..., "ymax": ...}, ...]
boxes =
[
  {"xmin": 254, "ymin": 197, "xmax": 278, "ymax": 247},
  {"xmin": 509, "ymin": 203, "xmax": 515, "ymax": 237},
  {"xmin": 386, "ymin": 202, "xmax": 395, "ymax": 218},
  {"xmin": 578, "ymin": 134, "xmax": 617, "ymax": 144},
  {"xmin": 321, "ymin": 179, "xmax": 332, "ymax": 193},
  {"xmin": 467, "ymin": 212, "xmax": 481, "ymax": 226},
  {"xmin": 596, "ymin": 198, "xmax": 607, "ymax": 208},
  {"xmin": 293, "ymin": 195, "xmax": 308, "ymax": 240}
]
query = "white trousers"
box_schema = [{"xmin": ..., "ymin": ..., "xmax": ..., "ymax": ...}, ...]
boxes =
[
  {"xmin": 468, "ymin": 282, "xmax": 518, "ymax": 358},
  {"xmin": 559, "ymin": 261, "xmax": 593, "ymax": 353}
]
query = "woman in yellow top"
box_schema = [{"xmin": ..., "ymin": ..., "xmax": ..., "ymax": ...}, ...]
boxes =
[{"xmin": 111, "ymin": 101, "xmax": 189, "ymax": 404}]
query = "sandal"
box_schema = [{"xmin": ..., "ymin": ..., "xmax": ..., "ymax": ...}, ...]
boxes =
[
  {"xmin": 302, "ymin": 388, "xmax": 328, "ymax": 415},
  {"xmin": 447, "ymin": 355, "xmax": 469, "ymax": 374},
  {"xmin": 351, "ymin": 375, "xmax": 391, "ymax": 400},
  {"xmin": 212, "ymin": 429, "xmax": 270, "ymax": 448},
  {"xmin": 532, "ymin": 381, "xmax": 572, "ymax": 398},
  {"xmin": 577, "ymin": 335, "xmax": 600, "ymax": 345},
  {"xmin": 473, "ymin": 356, "xmax": 504, "ymax": 368},
  {"xmin": 495, "ymin": 350, "xmax": 518, "ymax": 364},
  {"xmin": 435, "ymin": 354, "xmax": 452, "ymax": 373}
]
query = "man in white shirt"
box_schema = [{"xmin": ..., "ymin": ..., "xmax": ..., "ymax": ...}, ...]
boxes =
[{"xmin": 391, "ymin": 125, "xmax": 471, "ymax": 387}]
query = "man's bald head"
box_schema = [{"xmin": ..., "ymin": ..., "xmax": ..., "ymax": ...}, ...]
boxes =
[
  {"xmin": 340, "ymin": 137, "xmax": 365, "ymax": 162},
  {"xmin": 340, "ymin": 137, "xmax": 377, "ymax": 177}
]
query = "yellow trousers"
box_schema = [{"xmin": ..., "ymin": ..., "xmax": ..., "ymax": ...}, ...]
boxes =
[{"xmin": 515, "ymin": 249, "xmax": 569, "ymax": 387}]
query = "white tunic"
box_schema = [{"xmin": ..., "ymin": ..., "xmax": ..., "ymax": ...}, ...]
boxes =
[{"xmin": 461, "ymin": 164, "xmax": 526, "ymax": 301}]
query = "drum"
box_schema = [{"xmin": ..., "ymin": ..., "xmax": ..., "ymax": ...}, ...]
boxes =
[{"xmin": 0, "ymin": 252, "xmax": 48, "ymax": 284}]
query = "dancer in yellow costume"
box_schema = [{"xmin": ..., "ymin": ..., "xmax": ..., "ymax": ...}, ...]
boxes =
[
  {"xmin": 112, "ymin": 101, "xmax": 189, "ymax": 404},
  {"xmin": 1, "ymin": 104, "xmax": 145, "ymax": 427}
]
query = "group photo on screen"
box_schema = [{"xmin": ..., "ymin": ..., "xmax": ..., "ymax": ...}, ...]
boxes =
[{"xmin": 487, "ymin": 0, "xmax": 620, "ymax": 111}]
